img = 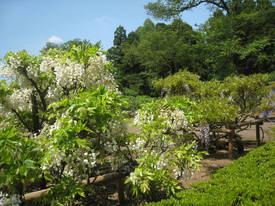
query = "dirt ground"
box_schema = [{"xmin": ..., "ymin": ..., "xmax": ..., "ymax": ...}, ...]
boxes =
[{"xmin": 181, "ymin": 119, "xmax": 275, "ymax": 188}]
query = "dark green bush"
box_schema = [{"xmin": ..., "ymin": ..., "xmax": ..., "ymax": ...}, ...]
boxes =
[
  {"xmin": 122, "ymin": 95, "xmax": 154, "ymax": 116},
  {"xmin": 147, "ymin": 142, "xmax": 275, "ymax": 206}
]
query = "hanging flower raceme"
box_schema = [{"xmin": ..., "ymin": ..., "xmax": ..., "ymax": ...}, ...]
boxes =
[
  {"xmin": 40, "ymin": 47, "xmax": 118, "ymax": 95},
  {"xmin": 8, "ymin": 88, "xmax": 33, "ymax": 112}
]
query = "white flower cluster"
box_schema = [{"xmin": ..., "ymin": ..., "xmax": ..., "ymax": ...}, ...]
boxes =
[
  {"xmin": 6, "ymin": 56, "xmax": 22, "ymax": 71},
  {"xmin": 8, "ymin": 89, "xmax": 32, "ymax": 111},
  {"xmin": 39, "ymin": 56, "xmax": 58, "ymax": 73},
  {"xmin": 41, "ymin": 144, "xmax": 97, "ymax": 179},
  {"xmin": 160, "ymin": 108, "xmax": 188, "ymax": 131},
  {"xmin": 0, "ymin": 64, "xmax": 16, "ymax": 80},
  {"xmin": 54, "ymin": 60, "xmax": 85, "ymax": 89},
  {"xmin": 84, "ymin": 56, "xmax": 117, "ymax": 90},
  {"xmin": 133, "ymin": 110, "xmax": 153, "ymax": 125},
  {"xmin": 134, "ymin": 106, "xmax": 189, "ymax": 132},
  {"xmin": 82, "ymin": 152, "xmax": 97, "ymax": 167},
  {"xmin": 41, "ymin": 146, "xmax": 65, "ymax": 171},
  {"xmin": 153, "ymin": 155, "xmax": 168, "ymax": 170},
  {"xmin": 40, "ymin": 54, "xmax": 117, "ymax": 94},
  {"xmin": 46, "ymin": 86, "xmax": 63, "ymax": 102},
  {"xmin": 129, "ymin": 138, "xmax": 146, "ymax": 152},
  {"xmin": 0, "ymin": 51, "xmax": 118, "ymax": 129},
  {"xmin": 173, "ymin": 168, "xmax": 181, "ymax": 179},
  {"xmin": 105, "ymin": 139, "xmax": 119, "ymax": 153},
  {"xmin": 0, "ymin": 55, "xmax": 39, "ymax": 88},
  {"xmin": 0, "ymin": 192, "xmax": 21, "ymax": 206},
  {"xmin": 63, "ymin": 150, "xmax": 97, "ymax": 178}
]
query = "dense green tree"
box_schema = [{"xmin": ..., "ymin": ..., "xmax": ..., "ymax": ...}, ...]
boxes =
[
  {"xmin": 106, "ymin": 26, "xmax": 127, "ymax": 67},
  {"xmin": 201, "ymin": 7, "xmax": 275, "ymax": 77},
  {"xmin": 107, "ymin": 22, "xmax": 156, "ymax": 96},
  {"xmin": 144, "ymin": 0, "xmax": 274, "ymax": 79},
  {"xmin": 113, "ymin": 25, "xmax": 127, "ymax": 46},
  {"xmin": 145, "ymin": 0, "xmax": 273, "ymax": 20},
  {"xmin": 106, "ymin": 1, "xmax": 274, "ymax": 95},
  {"xmin": 40, "ymin": 39, "xmax": 101, "ymax": 54},
  {"xmin": 108, "ymin": 19, "xmax": 208, "ymax": 96},
  {"xmin": 135, "ymin": 20, "xmax": 204, "ymax": 77}
]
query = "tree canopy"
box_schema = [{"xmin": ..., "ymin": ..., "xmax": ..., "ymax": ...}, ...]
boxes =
[{"xmin": 145, "ymin": 0, "xmax": 273, "ymax": 20}]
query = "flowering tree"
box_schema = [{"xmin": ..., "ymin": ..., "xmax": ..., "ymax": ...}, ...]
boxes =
[
  {"xmin": 0, "ymin": 44, "xmax": 117, "ymax": 133},
  {"xmin": 126, "ymin": 99, "xmax": 205, "ymax": 202},
  {"xmin": 0, "ymin": 44, "xmax": 123, "ymax": 205},
  {"xmin": 154, "ymin": 70, "xmax": 274, "ymax": 151}
]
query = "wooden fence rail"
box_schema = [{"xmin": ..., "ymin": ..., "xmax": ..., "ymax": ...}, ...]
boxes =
[{"xmin": 24, "ymin": 172, "xmax": 125, "ymax": 204}]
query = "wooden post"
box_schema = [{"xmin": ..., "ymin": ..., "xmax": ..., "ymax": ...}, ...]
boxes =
[
  {"xmin": 117, "ymin": 177, "xmax": 125, "ymax": 205},
  {"xmin": 228, "ymin": 129, "xmax": 234, "ymax": 159},
  {"xmin": 256, "ymin": 123, "xmax": 261, "ymax": 146}
]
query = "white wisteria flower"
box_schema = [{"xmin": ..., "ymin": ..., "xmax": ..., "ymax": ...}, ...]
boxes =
[{"xmin": 8, "ymin": 89, "xmax": 32, "ymax": 111}]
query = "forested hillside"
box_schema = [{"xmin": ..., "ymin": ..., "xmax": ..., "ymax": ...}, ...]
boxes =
[{"xmin": 107, "ymin": 0, "xmax": 275, "ymax": 95}]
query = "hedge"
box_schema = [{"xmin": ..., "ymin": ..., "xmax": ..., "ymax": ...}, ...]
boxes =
[{"xmin": 147, "ymin": 141, "xmax": 275, "ymax": 206}]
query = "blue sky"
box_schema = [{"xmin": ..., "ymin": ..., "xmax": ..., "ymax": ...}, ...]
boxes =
[{"xmin": 0, "ymin": 0, "xmax": 210, "ymax": 58}]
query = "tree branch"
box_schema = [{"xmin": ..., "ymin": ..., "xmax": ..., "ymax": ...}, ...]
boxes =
[
  {"xmin": 19, "ymin": 67, "xmax": 47, "ymax": 111},
  {"xmin": 11, "ymin": 109, "xmax": 32, "ymax": 132}
]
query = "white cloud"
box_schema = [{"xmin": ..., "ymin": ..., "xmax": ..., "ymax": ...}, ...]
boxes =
[{"xmin": 47, "ymin": 35, "xmax": 64, "ymax": 44}]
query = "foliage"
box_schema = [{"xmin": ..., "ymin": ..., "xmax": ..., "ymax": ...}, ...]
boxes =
[
  {"xmin": 122, "ymin": 95, "xmax": 154, "ymax": 116},
  {"xmin": 107, "ymin": 19, "xmax": 204, "ymax": 96},
  {"xmin": 1, "ymin": 1, "xmax": 274, "ymax": 202},
  {"xmin": 40, "ymin": 38, "xmax": 101, "ymax": 54},
  {"xmin": 154, "ymin": 71, "xmax": 272, "ymax": 124},
  {"xmin": 224, "ymin": 74, "xmax": 271, "ymax": 119},
  {"xmin": 153, "ymin": 71, "xmax": 272, "ymax": 153},
  {"xmin": 0, "ymin": 87, "xmax": 127, "ymax": 205},
  {"xmin": 147, "ymin": 141, "xmax": 275, "ymax": 206},
  {"xmin": 145, "ymin": 0, "xmax": 273, "ymax": 20},
  {"xmin": 202, "ymin": 7, "xmax": 275, "ymax": 78},
  {"xmin": 154, "ymin": 70, "xmax": 200, "ymax": 96},
  {"xmin": 0, "ymin": 126, "xmax": 42, "ymax": 198},
  {"xmin": 38, "ymin": 87, "xmax": 128, "ymax": 199},
  {"xmin": 106, "ymin": 1, "xmax": 275, "ymax": 89},
  {"xmin": 0, "ymin": 44, "xmax": 122, "ymax": 205}
]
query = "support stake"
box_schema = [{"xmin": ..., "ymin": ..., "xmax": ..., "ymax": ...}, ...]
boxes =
[
  {"xmin": 256, "ymin": 123, "xmax": 261, "ymax": 146},
  {"xmin": 228, "ymin": 129, "xmax": 235, "ymax": 159},
  {"xmin": 117, "ymin": 177, "xmax": 125, "ymax": 205}
]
